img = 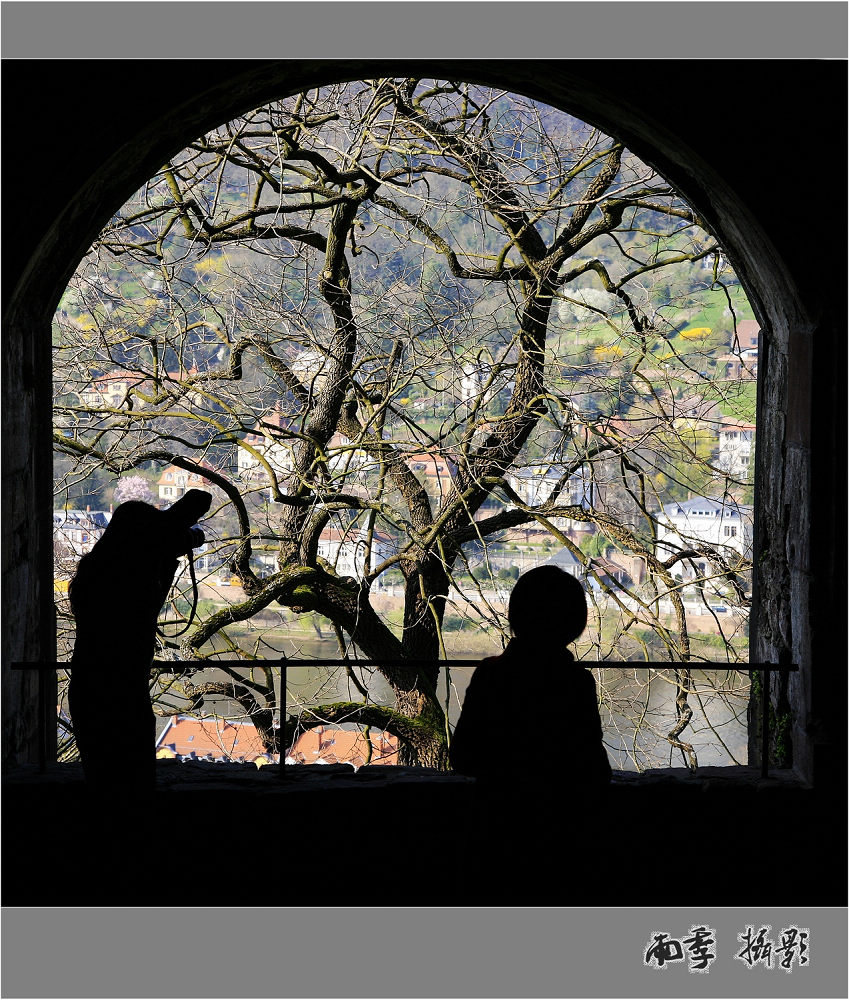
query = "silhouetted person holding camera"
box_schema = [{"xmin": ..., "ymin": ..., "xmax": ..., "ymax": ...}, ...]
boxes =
[
  {"xmin": 450, "ymin": 565, "xmax": 610, "ymax": 901},
  {"xmin": 67, "ymin": 488, "xmax": 211, "ymax": 902},
  {"xmin": 68, "ymin": 488, "xmax": 211, "ymax": 793}
]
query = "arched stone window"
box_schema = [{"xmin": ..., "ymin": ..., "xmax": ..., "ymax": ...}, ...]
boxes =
[
  {"xmin": 50, "ymin": 79, "xmax": 763, "ymax": 772},
  {"xmin": 3, "ymin": 60, "xmax": 844, "ymax": 788}
]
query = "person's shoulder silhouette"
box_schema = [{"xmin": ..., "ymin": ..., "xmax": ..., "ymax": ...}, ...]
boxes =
[{"xmin": 450, "ymin": 566, "xmax": 611, "ymax": 784}]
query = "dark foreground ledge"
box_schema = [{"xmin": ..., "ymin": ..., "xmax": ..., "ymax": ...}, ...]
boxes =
[
  {"xmin": 2, "ymin": 758, "xmax": 810, "ymax": 789},
  {"xmin": 3, "ymin": 761, "xmax": 841, "ymax": 907}
]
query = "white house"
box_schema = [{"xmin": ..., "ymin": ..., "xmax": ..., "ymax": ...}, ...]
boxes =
[
  {"xmin": 79, "ymin": 371, "xmax": 148, "ymax": 408},
  {"xmin": 79, "ymin": 367, "xmax": 204, "ymax": 409},
  {"xmin": 238, "ymin": 408, "xmax": 367, "ymax": 487},
  {"xmin": 404, "ymin": 451, "xmax": 459, "ymax": 503},
  {"xmin": 237, "ymin": 409, "xmax": 297, "ymax": 480},
  {"xmin": 289, "ymin": 347, "xmax": 331, "ymax": 392},
  {"xmin": 507, "ymin": 466, "xmax": 593, "ymax": 507},
  {"xmin": 505, "ymin": 466, "xmax": 594, "ymax": 533},
  {"xmin": 53, "ymin": 509, "xmax": 111, "ymax": 556},
  {"xmin": 458, "ymin": 362, "xmax": 486, "ymax": 405},
  {"xmin": 655, "ymin": 496, "xmax": 753, "ymax": 574},
  {"xmin": 316, "ymin": 524, "xmax": 396, "ymax": 580},
  {"xmin": 156, "ymin": 463, "xmax": 215, "ymax": 501},
  {"xmin": 716, "ymin": 420, "xmax": 755, "ymax": 479}
]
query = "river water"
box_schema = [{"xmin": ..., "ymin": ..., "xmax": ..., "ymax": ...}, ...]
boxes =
[{"xmin": 153, "ymin": 633, "xmax": 749, "ymax": 771}]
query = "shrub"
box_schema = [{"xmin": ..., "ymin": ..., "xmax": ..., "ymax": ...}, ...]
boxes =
[{"xmin": 442, "ymin": 614, "xmax": 467, "ymax": 632}]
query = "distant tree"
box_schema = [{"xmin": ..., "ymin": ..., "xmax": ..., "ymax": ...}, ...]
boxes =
[
  {"xmin": 579, "ymin": 532, "xmax": 614, "ymax": 560},
  {"xmin": 113, "ymin": 475, "xmax": 155, "ymax": 506},
  {"xmin": 53, "ymin": 79, "xmax": 754, "ymax": 769}
]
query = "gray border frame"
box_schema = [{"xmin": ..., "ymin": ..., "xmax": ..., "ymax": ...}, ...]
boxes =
[
  {"xmin": 2, "ymin": 2, "xmax": 847, "ymax": 998},
  {"xmin": 2, "ymin": 1, "xmax": 848, "ymax": 61}
]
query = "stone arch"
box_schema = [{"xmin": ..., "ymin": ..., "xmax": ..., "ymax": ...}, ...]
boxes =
[{"xmin": 3, "ymin": 60, "xmax": 842, "ymax": 782}]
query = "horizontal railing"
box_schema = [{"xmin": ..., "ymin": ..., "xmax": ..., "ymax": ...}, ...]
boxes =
[{"xmin": 11, "ymin": 659, "xmax": 798, "ymax": 779}]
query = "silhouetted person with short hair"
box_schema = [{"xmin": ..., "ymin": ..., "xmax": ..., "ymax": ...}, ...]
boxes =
[
  {"xmin": 450, "ymin": 566, "xmax": 610, "ymax": 902},
  {"xmin": 451, "ymin": 565, "xmax": 611, "ymax": 783}
]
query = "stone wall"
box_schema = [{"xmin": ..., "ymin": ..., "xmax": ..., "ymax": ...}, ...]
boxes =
[
  {"xmin": 2, "ymin": 762, "xmax": 839, "ymax": 907},
  {"xmin": 2, "ymin": 61, "xmax": 844, "ymax": 786}
]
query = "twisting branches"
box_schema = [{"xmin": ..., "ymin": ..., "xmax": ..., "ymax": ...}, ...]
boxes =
[{"xmin": 53, "ymin": 79, "xmax": 755, "ymax": 770}]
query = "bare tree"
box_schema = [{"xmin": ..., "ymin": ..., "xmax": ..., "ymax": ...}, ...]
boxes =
[{"xmin": 53, "ymin": 79, "xmax": 755, "ymax": 768}]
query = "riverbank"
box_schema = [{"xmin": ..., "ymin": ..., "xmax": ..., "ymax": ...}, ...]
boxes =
[{"xmin": 196, "ymin": 579, "xmax": 747, "ymax": 659}]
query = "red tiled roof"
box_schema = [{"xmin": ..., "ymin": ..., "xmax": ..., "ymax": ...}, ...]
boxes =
[
  {"xmin": 92, "ymin": 372, "xmax": 145, "ymax": 385},
  {"xmin": 244, "ymin": 415, "xmax": 354, "ymax": 450},
  {"xmin": 718, "ymin": 418, "xmax": 756, "ymax": 432},
  {"xmin": 156, "ymin": 462, "xmax": 216, "ymax": 487},
  {"xmin": 90, "ymin": 368, "xmax": 192, "ymax": 388},
  {"xmin": 318, "ymin": 525, "xmax": 393, "ymax": 546},
  {"xmin": 287, "ymin": 726, "xmax": 399, "ymax": 766},
  {"xmin": 405, "ymin": 452, "xmax": 458, "ymax": 478},
  {"xmin": 735, "ymin": 320, "xmax": 760, "ymax": 342},
  {"xmin": 255, "ymin": 409, "xmax": 297, "ymax": 433},
  {"xmin": 156, "ymin": 715, "xmax": 272, "ymax": 761},
  {"xmin": 155, "ymin": 716, "xmax": 400, "ymax": 766}
]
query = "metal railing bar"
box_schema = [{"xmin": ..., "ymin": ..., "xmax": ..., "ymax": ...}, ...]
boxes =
[
  {"xmin": 11, "ymin": 660, "xmax": 797, "ymax": 778},
  {"xmin": 11, "ymin": 660, "xmax": 801, "ymax": 670}
]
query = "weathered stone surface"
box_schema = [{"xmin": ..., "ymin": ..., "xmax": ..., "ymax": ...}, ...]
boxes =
[{"xmin": 2, "ymin": 761, "xmax": 836, "ymax": 907}]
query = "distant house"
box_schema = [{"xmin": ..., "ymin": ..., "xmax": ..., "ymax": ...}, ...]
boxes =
[
  {"xmin": 506, "ymin": 466, "xmax": 594, "ymax": 534},
  {"xmin": 507, "ymin": 466, "xmax": 593, "ymax": 507},
  {"xmin": 404, "ymin": 451, "xmax": 458, "ymax": 501},
  {"xmin": 156, "ymin": 462, "xmax": 215, "ymax": 501},
  {"xmin": 700, "ymin": 250, "xmax": 729, "ymax": 273},
  {"xmin": 155, "ymin": 715, "xmax": 399, "ymax": 767},
  {"xmin": 590, "ymin": 556, "xmax": 637, "ymax": 590},
  {"xmin": 717, "ymin": 351, "xmax": 758, "ymax": 381},
  {"xmin": 151, "ymin": 465, "xmax": 215, "ymax": 570},
  {"xmin": 543, "ymin": 546, "xmax": 638, "ymax": 592},
  {"xmin": 316, "ymin": 524, "xmax": 396, "ymax": 579},
  {"xmin": 78, "ymin": 367, "xmax": 204, "ymax": 409},
  {"xmin": 655, "ymin": 496, "xmax": 753, "ymax": 577},
  {"xmin": 733, "ymin": 319, "xmax": 760, "ymax": 353},
  {"xmin": 237, "ymin": 408, "xmax": 298, "ymax": 481},
  {"xmin": 458, "ymin": 363, "xmax": 483, "ymax": 404},
  {"xmin": 507, "ymin": 467, "xmax": 565, "ymax": 507},
  {"xmin": 591, "ymin": 415, "xmax": 647, "ymax": 441},
  {"xmin": 667, "ymin": 392, "xmax": 721, "ymax": 429},
  {"xmin": 237, "ymin": 407, "xmax": 366, "ymax": 486},
  {"xmin": 544, "ymin": 546, "xmax": 585, "ymax": 577},
  {"xmin": 79, "ymin": 371, "xmax": 149, "ymax": 408},
  {"xmin": 53, "ymin": 508, "xmax": 111, "ymax": 557},
  {"xmin": 719, "ymin": 320, "xmax": 760, "ymax": 379},
  {"xmin": 457, "ymin": 361, "xmax": 498, "ymax": 405},
  {"xmin": 608, "ymin": 391, "xmax": 719, "ymax": 439},
  {"xmin": 716, "ymin": 420, "xmax": 756, "ymax": 479},
  {"xmin": 289, "ymin": 346, "xmax": 331, "ymax": 392}
]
